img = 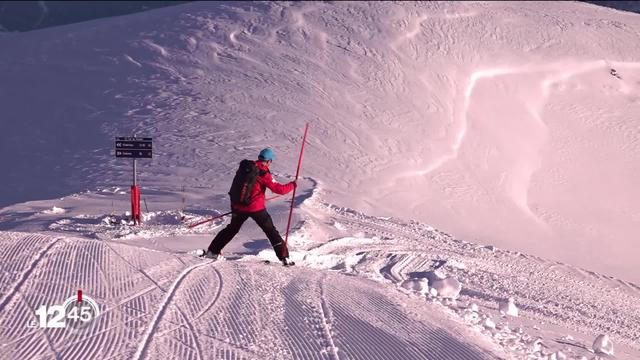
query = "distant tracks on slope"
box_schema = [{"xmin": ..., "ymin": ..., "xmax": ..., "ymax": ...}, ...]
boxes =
[
  {"xmin": 319, "ymin": 275, "xmax": 340, "ymax": 360},
  {"xmin": 194, "ymin": 267, "xmax": 223, "ymax": 320},
  {"xmin": 102, "ymin": 241, "xmax": 166, "ymax": 291},
  {"xmin": 132, "ymin": 259, "xmax": 214, "ymax": 360},
  {"xmin": 0, "ymin": 236, "xmax": 61, "ymax": 312}
]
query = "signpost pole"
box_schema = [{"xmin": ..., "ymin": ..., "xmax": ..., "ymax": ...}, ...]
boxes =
[
  {"xmin": 131, "ymin": 133, "xmax": 138, "ymax": 224},
  {"xmin": 132, "ymin": 157, "xmax": 140, "ymax": 225},
  {"xmin": 115, "ymin": 136, "xmax": 152, "ymax": 226}
]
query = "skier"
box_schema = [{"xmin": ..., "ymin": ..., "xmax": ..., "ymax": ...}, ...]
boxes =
[{"xmin": 204, "ymin": 148, "xmax": 297, "ymax": 266}]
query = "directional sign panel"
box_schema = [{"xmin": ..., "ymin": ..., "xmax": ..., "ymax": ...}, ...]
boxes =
[{"xmin": 115, "ymin": 137, "xmax": 152, "ymax": 158}]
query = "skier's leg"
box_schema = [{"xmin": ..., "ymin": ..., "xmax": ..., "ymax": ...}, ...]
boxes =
[
  {"xmin": 251, "ymin": 210, "xmax": 289, "ymax": 260},
  {"xmin": 207, "ymin": 212, "xmax": 249, "ymax": 254}
]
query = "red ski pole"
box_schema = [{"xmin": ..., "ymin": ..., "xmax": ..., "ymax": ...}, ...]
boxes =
[
  {"xmin": 187, "ymin": 211, "xmax": 232, "ymax": 229},
  {"xmin": 187, "ymin": 195, "xmax": 284, "ymax": 229},
  {"xmin": 283, "ymin": 123, "xmax": 309, "ymax": 257}
]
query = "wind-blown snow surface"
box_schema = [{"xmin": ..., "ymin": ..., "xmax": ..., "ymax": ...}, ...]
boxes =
[
  {"xmin": 1, "ymin": 1, "xmax": 640, "ymax": 359},
  {"xmin": 1, "ymin": 1, "xmax": 640, "ymax": 283}
]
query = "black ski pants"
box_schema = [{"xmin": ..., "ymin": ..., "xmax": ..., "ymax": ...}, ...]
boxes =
[{"xmin": 207, "ymin": 209, "xmax": 289, "ymax": 260}]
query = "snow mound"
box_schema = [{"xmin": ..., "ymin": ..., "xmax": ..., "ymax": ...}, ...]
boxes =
[
  {"xmin": 42, "ymin": 206, "xmax": 66, "ymax": 214},
  {"xmin": 430, "ymin": 277, "xmax": 462, "ymax": 299},
  {"xmin": 549, "ymin": 351, "xmax": 567, "ymax": 360},
  {"xmin": 592, "ymin": 334, "xmax": 614, "ymax": 355},
  {"xmin": 400, "ymin": 278, "xmax": 430, "ymax": 295},
  {"xmin": 498, "ymin": 297, "xmax": 519, "ymax": 317}
]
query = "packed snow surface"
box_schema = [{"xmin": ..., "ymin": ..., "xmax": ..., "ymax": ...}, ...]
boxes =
[{"xmin": 1, "ymin": 1, "xmax": 640, "ymax": 359}]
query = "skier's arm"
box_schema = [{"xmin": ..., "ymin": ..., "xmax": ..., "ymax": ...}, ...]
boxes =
[{"xmin": 259, "ymin": 172, "xmax": 294, "ymax": 195}]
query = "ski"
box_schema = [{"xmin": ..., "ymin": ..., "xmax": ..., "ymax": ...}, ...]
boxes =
[{"xmin": 184, "ymin": 249, "xmax": 295, "ymax": 266}]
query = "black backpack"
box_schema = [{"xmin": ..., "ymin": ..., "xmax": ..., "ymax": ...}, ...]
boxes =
[{"xmin": 228, "ymin": 160, "xmax": 265, "ymax": 205}]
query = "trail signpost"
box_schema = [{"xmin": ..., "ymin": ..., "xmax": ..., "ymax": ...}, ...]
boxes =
[{"xmin": 115, "ymin": 137, "xmax": 152, "ymax": 224}]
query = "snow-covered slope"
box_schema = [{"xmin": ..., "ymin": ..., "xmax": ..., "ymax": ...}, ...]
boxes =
[
  {"xmin": 1, "ymin": 1, "xmax": 640, "ymax": 359},
  {"xmin": 1, "ymin": 187, "xmax": 639, "ymax": 359},
  {"xmin": 1, "ymin": 1, "xmax": 639, "ymax": 283}
]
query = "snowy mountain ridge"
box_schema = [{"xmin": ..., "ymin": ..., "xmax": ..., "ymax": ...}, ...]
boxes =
[
  {"xmin": 1, "ymin": 1, "xmax": 640, "ymax": 359},
  {"xmin": 2, "ymin": 0, "xmax": 640, "ymax": 283}
]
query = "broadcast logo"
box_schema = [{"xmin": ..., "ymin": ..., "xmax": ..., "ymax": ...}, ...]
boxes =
[{"xmin": 28, "ymin": 290, "xmax": 100, "ymax": 331}]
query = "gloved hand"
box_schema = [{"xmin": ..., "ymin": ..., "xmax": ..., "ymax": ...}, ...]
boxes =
[{"xmin": 290, "ymin": 181, "xmax": 297, "ymax": 189}]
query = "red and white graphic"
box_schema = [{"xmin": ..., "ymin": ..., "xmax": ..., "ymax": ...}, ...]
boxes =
[{"xmin": 32, "ymin": 290, "xmax": 101, "ymax": 331}]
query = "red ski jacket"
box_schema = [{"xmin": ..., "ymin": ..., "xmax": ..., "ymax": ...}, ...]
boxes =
[{"xmin": 231, "ymin": 160, "xmax": 294, "ymax": 213}]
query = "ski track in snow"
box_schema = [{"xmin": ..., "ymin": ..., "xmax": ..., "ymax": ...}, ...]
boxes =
[
  {"xmin": 318, "ymin": 275, "xmax": 339, "ymax": 360},
  {"xmin": 0, "ymin": 231, "xmax": 503, "ymax": 360},
  {"xmin": 0, "ymin": 234, "xmax": 61, "ymax": 313},
  {"xmin": 0, "ymin": 233, "xmax": 189, "ymax": 360},
  {"xmin": 132, "ymin": 259, "xmax": 214, "ymax": 360}
]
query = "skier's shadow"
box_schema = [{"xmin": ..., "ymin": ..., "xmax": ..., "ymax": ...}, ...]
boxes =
[{"xmin": 238, "ymin": 239, "xmax": 271, "ymax": 255}]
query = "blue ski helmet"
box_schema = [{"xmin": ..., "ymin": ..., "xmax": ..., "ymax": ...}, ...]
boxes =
[{"xmin": 258, "ymin": 148, "xmax": 275, "ymax": 161}]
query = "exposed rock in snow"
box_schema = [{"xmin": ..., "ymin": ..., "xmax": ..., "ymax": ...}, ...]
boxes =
[
  {"xmin": 498, "ymin": 297, "xmax": 519, "ymax": 317},
  {"xmin": 592, "ymin": 334, "xmax": 614, "ymax": 355}
]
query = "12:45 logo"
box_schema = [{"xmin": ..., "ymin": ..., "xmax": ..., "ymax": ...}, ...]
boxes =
[{"xmin": 32, "ymin": 290, "xmax": 100, "ymax": 331}]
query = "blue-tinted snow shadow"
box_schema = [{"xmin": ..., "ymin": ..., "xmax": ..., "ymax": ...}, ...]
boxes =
[
  {"xmin": 0, "ymin": 211, "xmax": 45, "ymax": 231},
  {"xmin": 0, "ymin": 2, "xmax": 252, "ymax": 209},
  {"xmin": 0, "ymin": 20, "xmax": 170, "ymax": 208},
  {"xmin": 237, "ymin": 238, "xmax": 271, "ymax": 256},
  {"xmin": 292, "ymin": 177, "xmax": 316, "ymax": 207},
  {"xmin": 583, "ymin": 1, "xmax": 640, "ymax": 14}
]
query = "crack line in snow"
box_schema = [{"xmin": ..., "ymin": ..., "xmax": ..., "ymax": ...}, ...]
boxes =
[
  {"xmin": 413, "ymin": 59, "xmax": 640, "ymax": 176},
  {"xmin": 132, "ymin": 259, "xmax": 214, "ymax": 360},
  {"xmin": 400, "ymin": 59, "xmax": 640, "ymax": 225}
]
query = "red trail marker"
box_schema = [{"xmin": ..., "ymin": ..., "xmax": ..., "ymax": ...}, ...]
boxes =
[{"xmin": 283, "ymin": 123, "xmax": 309, "ymax": 258}]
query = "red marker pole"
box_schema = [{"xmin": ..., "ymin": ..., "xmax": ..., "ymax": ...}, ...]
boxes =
[
  {"xmin": 131, "ymin": 141, "xmax": 141, "ymax": 225},
  {"xmin": 283, "ymin": 123, "xmax": 309, "ymax": 258}
]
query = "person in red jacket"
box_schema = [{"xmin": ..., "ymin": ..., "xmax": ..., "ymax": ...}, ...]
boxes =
[{"xmin": 205, "ymin": 148, "xmax": 296, "ymax": 265}]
